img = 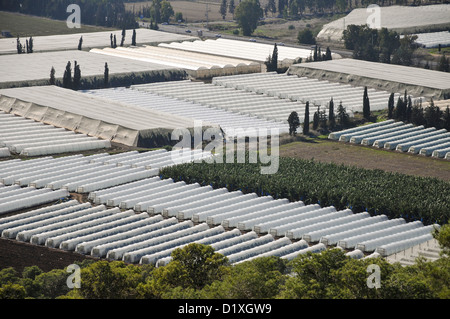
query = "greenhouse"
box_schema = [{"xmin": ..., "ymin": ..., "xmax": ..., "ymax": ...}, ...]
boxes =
[
  {"xmin": 329, "ymin": 120, "xmax": 450, "ymax": 159},
  {"xmin": 0, "ymin": 111, "xmax": 112, "ymax": 155},
  {"xmin": 0, "ymin": 50, "xmax": 181, "ymax": 89},
  {"xmin": 131, "ymin": 80, "xmax": 308, "ymax": 123},
  {"xmin": 0, "ymin": 86, "xmax": 209, "ymax": 147},
  {"xmin": 90, "ymin": 46, "xmax": 261, "ymax": 79},
  {"xmin": 288, "ymin": 58, "xmax": 450, "ymax": 99},
  {"xmin": 0, "ymin": 28, "xmax": 198, "ymax": 55},
  {"xmin": 158, "ymin": 38, "xmax": 341, "ymax": 68},
  {"xmin": 317, "ymin": 4, "xmax": 450, "ymax": 42},
  {"xmin": 409, "ymin": 31, "xmax": 450, "ymax": 49},
  {"xmin": 212, "ymin": 72, "xmax": 406, "ymax": 113},
  {"xmin": 83, "ymin": 87, "xmax": 290, "ymax": 137}
]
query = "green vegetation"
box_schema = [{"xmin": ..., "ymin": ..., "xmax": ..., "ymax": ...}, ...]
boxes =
[
  {"xmin": 160, "ymin": 154, "xmax": 450, "ymax": 225},
  {"xmin": 343, "ymin": 25, "xmax": 418, "ymax": 66},
  {"xmin": 0, "ymin": 0, "xmax": 137, "ymax": 29},
  {"xmin": 235, "ymin": 0, "xmax": 263, "ymax": 36},
  {"xmin": 1, "ymin": 233, "xmax": 449, "ymax": 299},
  {"xmin": 0, "ymin": 11, "xmax": 116, "ymax": 38}
]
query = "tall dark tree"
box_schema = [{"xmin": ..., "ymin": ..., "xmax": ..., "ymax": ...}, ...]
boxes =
[
  {"xmin": 235, "ymin": 0, "xmax": 263, "ymax": 36},
  {"xmin": 288, "ymin": 111, "xmax": 300, "ymax": 136},
  {"xmin": 104, "ymin": 62, "xmax": 109, "ymax": 88},
  {"xmin": 303, "ymin": 101, "xmax": 310, "ymax": 135},
  {"xmin": 113, "ymin": 35, "xmax": 117, "ymax": 48},
  {"xmin": 132, "ymin": 29, "xmax": 137, "ymax": 46},
  {"xmin": 411, "ymin": 101, "xmax": 425, "ymax": 127},
  {"xmin": 16, "ymin": 37, "xmax": 23, "ymax": 54},
  {"xmin": 337, "ymin": 101, "xmax": 350, "ymax": 127},
  {"xmin": 78, "ymin": 36, "xmax": 83, "ymax": 50},
  {"xmin": 269, "ymin": 43, "xmax": 278, "ymax": 72},
  {"xmin": 110, "ymin": 33, "xmax": 114, "ymax": 48},
  {"xmin": 405, "ymin": 96, "xmax": 413, "ymax": 123},
  {"xmin": 229, "ymin": 0, "xmax": 235, "ymax": 18},
  {"xmin": 28, "ymin": 37, "xmax": 33, "ymax": 53},
  {"xmin": 388, "ymin": 93, "xmax": 395, "ymax": 119},
  {"xmin": 220, "ymin": 0, "xmax": 228, "ymax": 19},
  {"xmin": 363, "ymin": 86, "xmax": 370, "ymax": 121},
  {"xmin": 328, "ymin": 98, "xmax": 335, "ymax": 129},
  {"xmin": 73, "ymin": 61, "xmax": 81, "ymax": 91},
  {"xmin": 313, "ymin": 108, "xmax": 319, "ymax": 130},
  {"xmin": 62, "ymin": 61, "xmax": 72, "ymax": 89},
  {"xmin": 424, "ymin": 98, "xmax": 443, "ymax": 129},
  {"xmin": 49, "ymin": 66, "xmax": 56, "ymax": 86},
  {"xmin": 325, "ymin": 47, "xmax": 332, "ymax": 61},
  {"xmin": 443, "ymin": 106, "xmax": 450, "ymax": 131},
  {"xmin": 120, "ymin": 28, "xmax": 126, "ymax": 47}
]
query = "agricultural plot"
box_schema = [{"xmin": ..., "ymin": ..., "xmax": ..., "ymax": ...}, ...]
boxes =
[
  {"xmin": 0, "ymin": 49, "xmax": 180, "ymax": 89},
  {"xmin": 90, "ymin": 46, "xmax": 261, "ymax": 79},
  {"xmin": 0, "ymin": 111, "xmax": 110, "ymax": 157},
  {"xmin": 288, "ymin": 58, "xmax": 450, "ymax": 99},
  {"xmin": 158, "ymin": 38, "xmax": 341, "ymax": 67},
  {"xmin": 317, "ymin": 4, "xmax": 450, "ymax": 42},
  {"xmin": 0, "ymin": 149, "xmax": 211, "ymax": 194},
  {"xmin": 0, "ymin": 28, "xmax": 197, "ymax": 55},
  {"xmin": 211, "ymin": 72, "xmax": 414, "ymax": 113},
  {"xmin": 83, "ymin": 87, "xmax": 289, "ymax": 137},
  {"xmin": 0, "ymin": 186, "xmax": 437, "ymax": 265},
  {"xmin": 0, "ymin": 86, "xmax": 202, "ymax": 147},
  {"xmin": 409, "ymin": 31, "xmax": 450, "ymax": 49},
  {"xmin": 88, "ymin": 174, "xmax": 438, "ymax": 260},
  {"xmin": 131, "ymin": 80, "xmax": 307, "ymax": 123},
  {"xmin": 328, "ymin": 120, "xmax": 450, "ymax": 159}
]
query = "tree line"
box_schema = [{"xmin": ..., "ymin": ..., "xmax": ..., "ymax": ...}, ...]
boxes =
[
  {"xmin": 48, "ymin": 60, "xmax": 187, "ymax": 91},
  {"xmin": 343, "ymin": 25, "xmax": 420, "ymax": 66},
  {"xmin": 0, "ymin": 0, "xmax": 138, "ymax": 29},
  {"xmin": 0, "ymin": 224, "xmax": 449, "ymax": 299},
  {"xmin": 388, "ymin": 92, "xmax": 450, "ymax": 130}
]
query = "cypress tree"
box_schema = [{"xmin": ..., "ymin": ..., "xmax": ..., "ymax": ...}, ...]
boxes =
[
  {"xmin": 104, "ymin": 62, "xmax": 109, "ymax": 88},
  {"xmin": 271, "ymin": 43, "xmax": 278, "ymax": 72},
  {"xmin": 388, "ymin": 92, "xmax": 395, "ymax": 119},
  {"xmin": 337, "ymin": 101, "xmax": 350, "ymax": 128},
  {"xmin": 29, "ymin": 37, "xmax": 33, "ymax": 53},
  {"xmin": 132, "ymin": 29, "xmax": 136, "ymax": 46},
  {"xmin": 62, "ymin": 61, "xmax": 72, "ymax": 89},
  {"xmin": 16, "ymin": 37, "xmax": 23, "ymax": 54},
  {"xmin": 120, "ymin": 28, "xmax": 126, "ymax": 47},
  {"xmin": 73, "ymin": 61, "xmax": 81, "ymax": 90},
  {"xmin": 303, "ymin": 101, "xmax": 310, "ymax": 135},
  {"xmin": 328, "ymin": 98, "xmax": 335, "ymax": 129},
  {"xmin": 313, "ymin": 109, "xmax": 319, "ymax": 130},
  {"xmin": 113, "ymin": 35, "xmax": 117, "ymax": 48},
  {"xmin": 49, "ymin": 66, "xmax": 56, "ymax": 86},
  {"xmin": 78, "ymin": 36, "xmax": 83, "ymax": 50},
  {"xmin": 405, "ymin": 95, "xmax": 412, "ymax": 123},
  {"xmin": 325, "ymin": 47, "xmax": 332, "ymax": 60},
  {"xmin": 363, "ymin": 86, "xmax": 370, "ymax": 121},
  {"xmin": 110, "ymin": 33, "xmax": 114, "ymax": 48},
  {"xmin": 288, "ymin": 111, "xmax": 300, "ymax": 136}
]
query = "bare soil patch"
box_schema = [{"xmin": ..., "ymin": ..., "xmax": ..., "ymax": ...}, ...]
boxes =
[{"xmin": 280, "ymin": 137, "xmax": 450, "ymax": 182}]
